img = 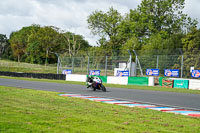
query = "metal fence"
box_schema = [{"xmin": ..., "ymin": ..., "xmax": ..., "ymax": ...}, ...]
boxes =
[
  {"xmin": 1, "ymin": 49, "xmax": 200, "ymax": 79},
  {"xmin": 59, "ymin": 56, "xmax": 130, "ymax": 76},
  {"xmin": 59, "ymin": 54, "xmax": 200, "ymax": 78}
]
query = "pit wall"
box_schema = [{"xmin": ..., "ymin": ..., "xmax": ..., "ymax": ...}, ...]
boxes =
[{"xmin": 66, "ymin": 74, "xmax": 149, "ymax": 86}]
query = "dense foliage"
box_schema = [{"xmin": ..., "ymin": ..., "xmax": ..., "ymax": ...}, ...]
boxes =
[
  {"xmin": 87, "ymin": 0, "xmax": 198, "ymax": 56},
  {"xmin": 8, "ymin": 25, "xmax": 90, "ymax": 64}
]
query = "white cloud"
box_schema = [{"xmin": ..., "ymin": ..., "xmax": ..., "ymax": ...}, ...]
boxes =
[{"xmin": 0, "ymin": 0, "xmax": 199, "ymax": 46}]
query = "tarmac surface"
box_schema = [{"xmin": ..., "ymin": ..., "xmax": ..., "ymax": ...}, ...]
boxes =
[{"xmin": 0, "ymin": 78, "xmax": 200, "ymax": 110}]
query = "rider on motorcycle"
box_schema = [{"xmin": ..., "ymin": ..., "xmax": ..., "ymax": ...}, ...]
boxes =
[
  {"xmin": 86, "ymin": 75, "xmax": 94, "ymax": 88},
  {"xmin": 86, "ymin": 75, "xmax": 101, "ymax": 88}
]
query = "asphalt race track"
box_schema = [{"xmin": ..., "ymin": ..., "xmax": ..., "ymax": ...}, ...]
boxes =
[{"xmin": 0, "ymin": 78, "xmax": 200, "ymax": 110}]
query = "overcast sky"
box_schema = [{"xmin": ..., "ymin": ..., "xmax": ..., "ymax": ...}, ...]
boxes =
[{"xmin": 0, "ymin": 0, "xmax": 200, "ymax": 46}]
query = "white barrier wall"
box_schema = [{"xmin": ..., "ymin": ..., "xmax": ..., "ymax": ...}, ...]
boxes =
[
  {"xmin": 107, "ymin": 76, "xmax": 128, "ymax": 85},
  {"xmin": 148, "ymin": 77, "xmax": 154, "ymax": 86},
  {"xmin": 66, "ymin": 74, "xmax": 87, "ymax": 82},
  {"xmin": 189, "ymin": 79, "xmax": 200, "ymax": 90}
]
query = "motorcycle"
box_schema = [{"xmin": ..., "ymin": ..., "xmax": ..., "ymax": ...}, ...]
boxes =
[{"xmin": 86, "ymin": 76, "xmax": 106, "ymax": 92}]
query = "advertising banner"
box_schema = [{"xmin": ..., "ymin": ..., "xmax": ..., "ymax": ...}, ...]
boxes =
[
  {"xmin": 164, "ymin": 69, "xmax": 179, "ymax": 77},
  {"xmin": 162, "ymin": 78, "xmax": 174, "ymax": 88},
  {"xmin": 62, "ymin": 69, "xmax": 72, "ymax": 75},
  {"xmin": 116, "ymin": 70, "xmax": 129, "ymax": 77},
  {"xmin": 89, "ymin": 70, "xmax": 101, "ymax": 76},
  {"xmin": 173, "ymin": 80, "xmax": 189, "ymax": 89},
  {"xmin": 146, "ymin": 69, "xmax": 159, "ymax": 76},
  {"xmin": 191, "ymin": 70, "xmax": 200, "ymax": 78}
]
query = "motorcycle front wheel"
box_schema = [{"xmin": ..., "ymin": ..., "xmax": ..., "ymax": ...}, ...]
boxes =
[
  {"xmin": 100, "ymin": 84, "xmax": 106, "ymax": 92},
  {"xmin": 92, "ymin": 87, "xmax": 96, "ymax": 91}
]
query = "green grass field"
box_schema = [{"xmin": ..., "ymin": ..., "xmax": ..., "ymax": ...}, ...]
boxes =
[
  {"xmin": 0, "ymin": 59, "xmax": 112, "ymax": 75},
  {"xmin": 0, "ymin": 60, "xmax": 57, "ymax": 73},
  {"xmin": 0, "ymin": 86, "xmax": 200, "ymax": 133}
]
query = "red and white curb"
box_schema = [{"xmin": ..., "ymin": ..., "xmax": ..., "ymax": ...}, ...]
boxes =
[{"xmin": 59, "ymin": 94, "xmax": 200, "ymax": 118}]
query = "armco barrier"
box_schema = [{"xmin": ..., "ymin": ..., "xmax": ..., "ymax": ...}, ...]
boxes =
[
  {"xmin": 189, "ymin": 79, "xmax": 200, "ymax": 90},
  {"xmin": 0, "ymin": 71, "xmax": 65, "ymax": 80},
  {"xmin": 107, "ymin": 76, "xmax": 128, "ymax": 85},
  {"xmin": 173, "ymin": 80, "xmax": 189, "ymax": 89},
  {"xmin": 128, "ymin": 77, "xmax": 148, "ymax": 86},
  {"xmin": 66, "ymin": 74, "xmax": 87, "ymax": 82}
]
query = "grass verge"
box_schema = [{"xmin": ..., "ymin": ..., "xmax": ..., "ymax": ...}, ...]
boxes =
[
  {"xmin": 0, "ymin": 86, "xmax": 200, "ymax": 133},
  {"xmin": 0, "ymin": 76, "xmax": 200, "ymax": 94}
]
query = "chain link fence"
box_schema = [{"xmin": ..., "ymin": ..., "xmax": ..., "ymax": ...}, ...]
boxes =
[
  {"xmin": 1, "ymin": 49, "xmax": 200, "ymax": 79},
  {"xmin": 58, "ymin": 49, "xmax": 200, "ymax": 79}
]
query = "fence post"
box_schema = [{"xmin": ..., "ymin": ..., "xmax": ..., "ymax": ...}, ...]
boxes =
[
  {"xmin": 105, "ymin": 56, "xmax": 108, "ymax": 76},
  {"xmin": 129, "ymin": 55, "xmax": 132, "ymax": 77},
  {"xmin": 72, "ymin": 57, "xmax": 74, "ymax": 73},
  {"xmin": 156, "ymin": 55, "xmax": 159, "ymax": 69},
  {"xmin": 81, "ymin": 57, "xmax": 83, "ymax": 73},
  {"xmin": 57, "ymin": 56, "xmax": 59, "ymax": 74},
  {"xmin": 87, "ymin": 56, "xmax": 90, "ymax": 75},
  {"xmin": 181, "ymin": 55, "xmax": 184, "ymax": 78},
  {"xmin": 135, "ymin": 56, "xmax": 138, "ymax": 76}
]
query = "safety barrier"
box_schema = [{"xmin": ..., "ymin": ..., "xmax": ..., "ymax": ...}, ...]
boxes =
[
  {"xmin": 96, "ymin": 76, "xmax": 107, "ymax": 83},
  {"xmin": 161, "ymin": 77, "xmax": 200, "ymax": 90},
  {"xmin": 173, "ymin": 79, "xmax": 189, "ymax": 89},
  {"xmin": 65, "ymin": 74, "xmax": 149, "ymax": 86},
  {"xmin": 128, "ymin": 77, "xmax": 149, "ymax": 86},
  {"xmin": 162, "ymin": 78, "xmax": 174, "ymax": 88},
  {"xmin": 148, "ymin": 77, "xmax": 154, "ymax": 86},
  {"xmin": 66, "ymin": 74, "xmax": 87, "ymax": 82},
  {"xmin": 107, "ymin": 76, "xmax": 128, "ymax": 85},
  {"xmin": 2, "ymin": 71, "xmax": 198, "ymax": 89},
  {"xmin": 0, "ymin": 71, "xmax": 65, "ymax": 80},
  {"xmin": 189, "ymin": 79, "xmax": 200, "ymax": 90},
  {"xmin": 159, "ymin": 77, "xmax": 165, "ymax": 86}
]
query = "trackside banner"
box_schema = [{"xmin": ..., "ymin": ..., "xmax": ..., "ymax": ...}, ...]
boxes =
[
  {"xmin": 146, "ymin": 69, "xmax": 159, "ymax": 76},
  {"xmin": 116, "ymin": 70, "xmax": 129, "ymax": 77},
  {"xmin": 191, "ymin": 70, "xmax": 200, "ymax": 78},
  {"xmin": 62, "ymin": 69, "xmax": 72, "ymax": 75},
  {"xmin": 89, "ymin": 70, "xmax": 101, "ymax": 76},
  {"xmin": 164, "ymin": 69, "xmax": 179, "ymax": 77}
]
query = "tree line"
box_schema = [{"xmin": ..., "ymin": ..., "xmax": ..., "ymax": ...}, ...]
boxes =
[
  {"xmin": 1, "ymin": 25, "xmax": 90, "ymax": 64},
  {"xmin": 0, "ymin": 0, "xmax": 200, "ymax": 68}
]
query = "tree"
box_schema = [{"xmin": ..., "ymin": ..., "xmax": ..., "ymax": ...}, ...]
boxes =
[
  {"xmin": 87, "ymin": 7, "xmax": 123, "ymax": 55},
  {"xmin": 27, "ymin": 26, "xmax": 61, "ymax": 64},
  {"xmin": 138, "ymin": 0, "xmax": 197, "ymax": 35},
  {"xmin": 62, "ymin": 32, "xmax": 90, "ymax": 57},
  {"xmin": 9, "ymin": 24, "xmax": 41, "ymax": 62},
  {"xmin": 0, "ymin": 34, "xmax": 8, "ymax": 59},
  {"xmin": 182, "ymin": 28, "xmax": 200, "ymax": 70},
  {"xmin": 172, "ymin": 28, "xmax": 200, "ymax": 77},
  {"xmin": 121, "ymin": 0, "xmax": 198, "ymax": 47}
]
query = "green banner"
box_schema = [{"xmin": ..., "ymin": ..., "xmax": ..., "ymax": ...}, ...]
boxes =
[
  {"xmin": 87, "ymin": 75, "xmax": 107, "ymax": 83},
  {"xmin": 128, "ymin": 77, "xmax": 148, "ymax": 86},
  {"xmin": 97, "ymin": 76, "xmax": 107, "ymax": 83},
  {"xmin": 159, "ymin": 77, "xmax": 165, "ymax": 86},
  {"xmin": 173, "ymin": 80, "xmax": 189, "ymax": 89}
]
